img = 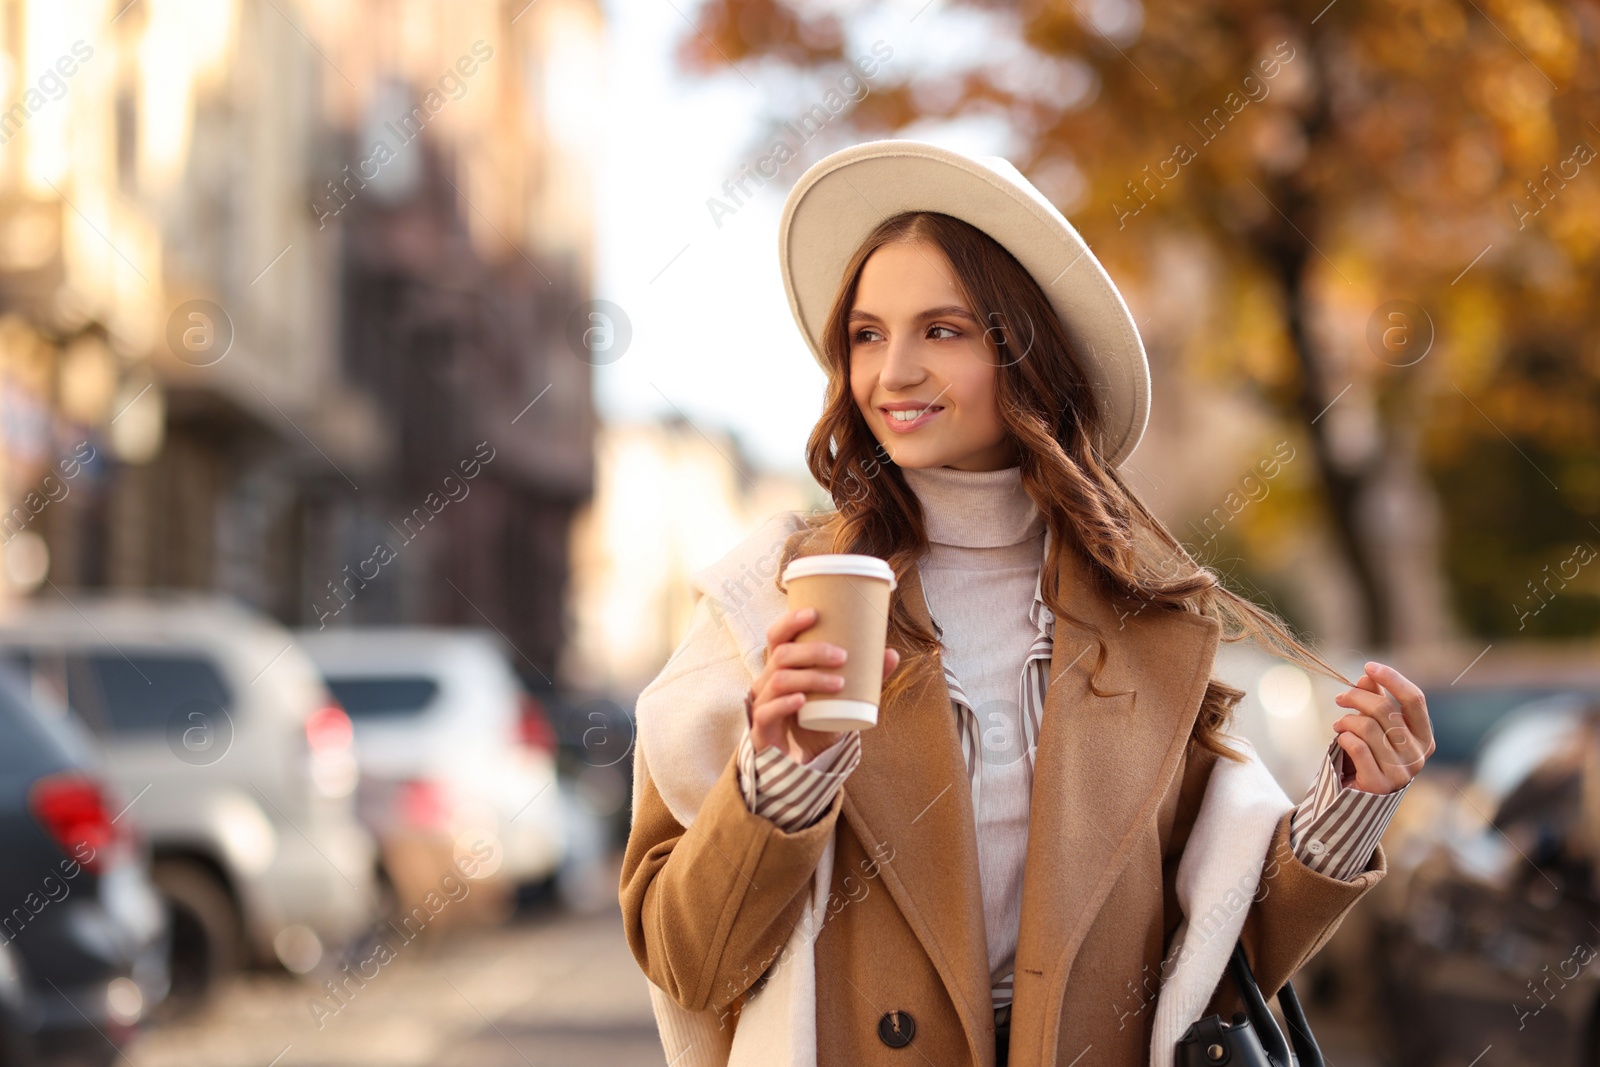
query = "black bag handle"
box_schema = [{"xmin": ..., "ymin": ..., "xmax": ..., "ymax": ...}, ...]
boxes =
[
  {"xmin": 1225, "ymin": 941, "xmax": 1325, "ymax": 1067},
  {"xmin": 1276, "ymin": 977, "xmax": 1324, "ymax": 1067}
]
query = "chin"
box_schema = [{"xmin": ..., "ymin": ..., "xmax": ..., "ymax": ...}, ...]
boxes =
[{"xmin": 886, "ymin": 447, "xmax": 953, "ymax": 470}]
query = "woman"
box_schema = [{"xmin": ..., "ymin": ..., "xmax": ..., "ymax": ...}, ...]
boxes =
[{"xmin": 620, "ymin": 140, "xmax": 1434, "ymax": 1066}]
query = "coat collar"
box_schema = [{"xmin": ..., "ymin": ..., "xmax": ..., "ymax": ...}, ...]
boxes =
[{"xmin": 788, "ymin": 518, "xmax": 1222, "ymax": 1060}]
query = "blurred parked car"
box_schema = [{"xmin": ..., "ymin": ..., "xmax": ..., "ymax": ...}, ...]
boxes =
[
  {"xmin": 1373, "ymin": 693, "xmax": 1600, "ymax": 1066},
  {"xmin": 0, "ymin": 660, "xmax": 167, "ymax": 1066},
  {"xmin": 1217, "ymin": 639, "xmax": 1600, "ymax": 786},
  {"xmin": 1386, "ymin": 642, "xmax": 1600, "ymax": 771},
  {"xmin": 0, "ymin": 938, "xmax": 32, "ymax": 1066},
  {"xmin": 1214, "ymin": 641, "xmax": 1600, "ymax": 1010},
  {"xmin": 528, "ymin": 681, "xmax": 634, "ymax": 847},
  {"xmin": 296, "ymin": 628, "xmax": 566, "ymax": 926},
  {"xmin": 0, "ymin": 594, "xmax": 378, "ymax": 1010}
]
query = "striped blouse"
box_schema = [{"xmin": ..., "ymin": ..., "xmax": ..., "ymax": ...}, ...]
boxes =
[{"xmin": 734, "ymin": 551, "xmax": 1408, "ymax": 1013}]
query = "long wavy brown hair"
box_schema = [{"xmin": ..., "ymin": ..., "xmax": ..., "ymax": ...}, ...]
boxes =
[{"xmin": 777, "ymin": 210, "xmax": 1353, "ymax": 763}]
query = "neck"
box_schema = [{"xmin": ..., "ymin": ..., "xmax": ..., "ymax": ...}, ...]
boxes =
[{"xmin": 899, "ymin": 463, "xmax": 1044, "ymax": 548}]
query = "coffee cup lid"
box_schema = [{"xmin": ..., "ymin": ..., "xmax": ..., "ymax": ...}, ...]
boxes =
[{"xmin": 782, "ymin": 553, "xmax": 897, "ymax": 590}]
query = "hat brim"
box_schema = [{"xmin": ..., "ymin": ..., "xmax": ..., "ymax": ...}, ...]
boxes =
[{"xmin": 777, "ymin": 139, "xmax": 1150, "ymax": 469}]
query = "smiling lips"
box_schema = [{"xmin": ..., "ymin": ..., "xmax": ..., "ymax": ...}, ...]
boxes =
[{"xmin": 880, "ymin": 402, "xmax": 944, "ymax": 433}]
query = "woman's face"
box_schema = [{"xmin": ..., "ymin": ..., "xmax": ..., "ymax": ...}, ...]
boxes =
[{"xmin": 848, "ymin": 240, "xmax": 1017, "ymax": 471}]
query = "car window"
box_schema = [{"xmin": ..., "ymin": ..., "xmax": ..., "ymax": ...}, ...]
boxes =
[
  {"xmin": 325, "ymin": 676, "xmax": 440, "ymax": 719},
  {"xmin": 0, "ymin": 664, "xmax": 74, "ymax": 775},
  {"xmin": 69, "ymin": 653, "xmax": 233, "ymax": 737},
  {"xmin": 1426, "ymin": 686, "xmax": 1600, "ymax": 765}
]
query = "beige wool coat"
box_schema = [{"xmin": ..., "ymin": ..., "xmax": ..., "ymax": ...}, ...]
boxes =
[{"xmin": 620, "ymin": 513, "xmax": 1387, "ymax": 1065}]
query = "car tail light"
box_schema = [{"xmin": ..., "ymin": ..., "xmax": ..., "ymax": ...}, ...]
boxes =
[
  {"xmin": 28, "ymin": 773, "xmax": 125, "ymax": 873},
  {"xmin": 397, "ymin": 779, "xmax": 453, "ymax": 830},
  {"xmin": 305, "ymin": 701, "xmax": 358, "ymax": 799},
  {"xmin": 517, "ymin": 693, "xmax": 557, "ymax": 755},
  {"xmin": 306, "ymin": 702, "xmax": 353, "ymax": 752}
]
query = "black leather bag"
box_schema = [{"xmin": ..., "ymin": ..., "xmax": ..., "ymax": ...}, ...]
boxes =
[{"xmin": 1174, "ymin": 940, "xmax": 1324, "ymax": 1067}]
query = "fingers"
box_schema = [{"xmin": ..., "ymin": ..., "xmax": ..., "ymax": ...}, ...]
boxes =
[
  {"xmin": 1335, "ymin": 678, "xmax": 1419, "ymax": 757},
  {"xmin": 750, "ymin": 687, "xmax": 845, "ymax": 761},
  {"xmin": 769, "ymin": 638, "xmax": 847, "ymax": 671},
  {"xmin": 1333, "ymin": 710, "xmax": 1407, "ymax": 768},
  {"xmin": 752, "ymin": 607, "xmax": 899, "ymax": 759},
  {"xmin": 765, "ymin": 605, "xmax": 817, "ymax": 649},
  {"xmin": 1363, "ymin": 661, "xmax": 1435, "ymax": 755},
  {"xmin": 1365, "ymin": 660, "xmax": 1425, "ymax": 709},
  {"xmin": 768, "ymin": 666, "xmax": 848, "ymax": 701},
  {"xmin": 752, "ymin": 668, "xmax": 845, "ymax": 751},
  {"xmin": 1333, "ymin": 685, "xmax": 1391, "ymax": 719},
  {"xmin": 754, "ymin": 608, "xmax": 845, "ymax": 734},
  {"xmin": 1335, "ymin": 730, "xmax": 1398, "ymax": 794},
  {"xmin": 1333, "ymin": 710, "xmax": 1422, "ymax": 786},
  {"xmin": 749, "ymin": 691, "xmax": 804, "ymax": 752}
]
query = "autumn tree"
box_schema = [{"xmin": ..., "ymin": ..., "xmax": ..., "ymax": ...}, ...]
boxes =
[{"xmin": 679, "ymin": 0, "xmax": 1600, "ymax": 646}]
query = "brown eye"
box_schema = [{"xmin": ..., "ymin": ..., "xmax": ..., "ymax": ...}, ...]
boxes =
[{"xmin": 929, "ymin": 324, "xmax": 959, "ymax": 340}]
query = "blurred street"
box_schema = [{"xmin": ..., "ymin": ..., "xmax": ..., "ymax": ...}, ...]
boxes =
[
  {"xmin": 117, "ymin": 876, "xmax": 1391, "ymax": 1067},
  {"xmin": 126, "ymin": 884, "xmax": 666, "ymax": 1067}
]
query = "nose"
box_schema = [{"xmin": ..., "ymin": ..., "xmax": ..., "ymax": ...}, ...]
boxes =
[{"xmin": 878, "ymin": 333, "xmax": 928, "ymax": 393}]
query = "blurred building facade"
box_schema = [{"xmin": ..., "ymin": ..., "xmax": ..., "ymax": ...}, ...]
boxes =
[
  {"xmin": 561, "ymin": 418, "xmax": 823, "ymax": 701},
  {"xmin": 0, "ymin": 0, "xmax": 601, "ymax": 683}
]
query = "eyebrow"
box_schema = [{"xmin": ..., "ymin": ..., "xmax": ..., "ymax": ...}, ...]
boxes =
[{"xmin": 848, "ymin": 304, "xmax": 979, "ymax": 325}]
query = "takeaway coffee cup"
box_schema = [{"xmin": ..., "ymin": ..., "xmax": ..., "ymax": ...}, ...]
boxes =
[{"xmin": 780, "ymin": 554, "xmax": 897, "ymax": 732}]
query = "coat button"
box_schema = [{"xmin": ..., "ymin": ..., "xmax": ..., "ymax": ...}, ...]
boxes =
[{"xmin": 878, "ymin": 1009, "xmax": 916, "ymax": 1048}]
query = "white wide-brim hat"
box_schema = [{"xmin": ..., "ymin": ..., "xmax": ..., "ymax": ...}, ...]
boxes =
[{"xmin": 777, "ymin": 138, "xmax": 1150, "ymax": 468}]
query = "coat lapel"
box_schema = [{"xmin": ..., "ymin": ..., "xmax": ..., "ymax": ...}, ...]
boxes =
[{"xmin": 1011, "ymin": 534, "xmax": 1222, "ymax": 1052}]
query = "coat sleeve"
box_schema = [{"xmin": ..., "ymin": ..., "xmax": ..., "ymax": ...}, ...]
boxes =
[
  {"xmin": 618, "ymin": 592, "xmax": 845, "ymax": 1015},
  {"xmin": 620, "ymin": 747, "xmax": 843, "ymax": 1014},
  {"xmin": 1232, "ymin": 806, "xmax": 1386, "ymax": 1001},
  {"xmin": 1173, "ymin": 742, "xmax": 1388, "ymax": 1015}
]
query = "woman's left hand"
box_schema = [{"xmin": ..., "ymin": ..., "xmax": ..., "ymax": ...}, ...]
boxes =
[{"xmin": 1331, "ymin": 660, "xmax": 1436, "ymax": 794}]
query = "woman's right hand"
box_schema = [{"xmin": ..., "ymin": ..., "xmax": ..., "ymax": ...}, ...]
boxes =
[{"xmin": 748, "ymin": 606, "xmax": 899, "ymax": 764}]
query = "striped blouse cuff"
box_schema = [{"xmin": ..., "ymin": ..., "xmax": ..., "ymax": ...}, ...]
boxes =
[
  {"xmin": 734, "ymin": 729, "xmax": 862, "ymax": 834},
  {"xmin": 1289, "ymin": 738, "xmax": 1410, "ymax": 881}
]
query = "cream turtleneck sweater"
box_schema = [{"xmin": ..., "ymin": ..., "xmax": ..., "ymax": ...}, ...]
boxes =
[{"xmin": 898, "ymin": 462, "xmax": 1045, "ymax": 1000}]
